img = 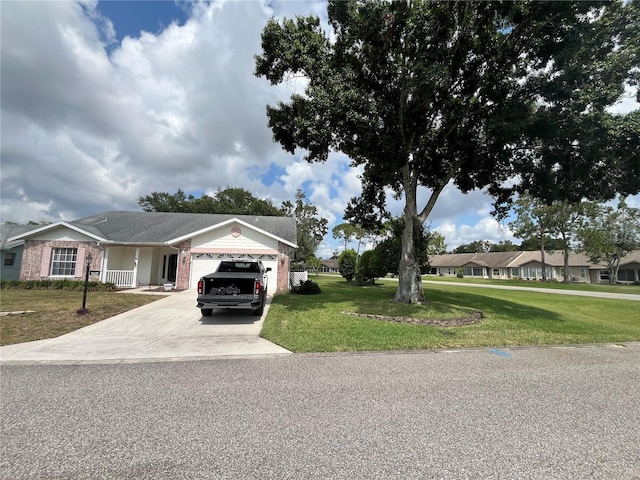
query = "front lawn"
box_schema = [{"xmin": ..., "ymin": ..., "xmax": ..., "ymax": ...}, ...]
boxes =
[
  {"xmin": 0, "ymin": 290, "xmax": 164, "ymax": 346},
  {"xmin": 261, "ymin": 276, "xmax": 640, "ymax": 352}
]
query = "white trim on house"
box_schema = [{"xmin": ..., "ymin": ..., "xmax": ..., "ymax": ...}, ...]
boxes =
[
  {"xmin": 7, "ymin": 222, "xmax": 107, "ymax": 243},
  {"xmin": 167, "ymin": 217, "xmax": 298, "ymax": 248}
]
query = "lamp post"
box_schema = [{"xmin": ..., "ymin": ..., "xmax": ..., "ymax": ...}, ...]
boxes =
[{"xmin": 80, "ymin": 253, "xmax": 93, "ymax": 314}]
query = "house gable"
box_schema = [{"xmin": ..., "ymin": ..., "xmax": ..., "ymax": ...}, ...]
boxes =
[
  {"xmin": 168, "ymin": 217, "xmax": 296, "ymax": 249},
  {"xmin": 189, "ymin": 220, "xmax": 280, "ymax": 254}
]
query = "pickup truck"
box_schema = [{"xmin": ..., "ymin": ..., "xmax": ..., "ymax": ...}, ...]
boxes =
[{"xmin": 196, "ymin": 259, "xmax": 271, "ymax": 316}]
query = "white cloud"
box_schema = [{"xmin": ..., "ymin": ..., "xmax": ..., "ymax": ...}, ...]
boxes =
[{"xmin": 434, "ymin": 217, "xmax": 515, "ymax": 251}]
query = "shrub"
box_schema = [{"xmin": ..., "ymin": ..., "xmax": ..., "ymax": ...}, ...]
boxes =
[
  {"xmin": 0, "ymin": 280, "xmax": 117, "ymax": 292},
  {"xmin": 338, "ymin": 249, "xmax": 357, "ymax": 282},
  {"xmin": 356, "ymin": 250, "xmax": 387, "ymax": 286},
  {"xmin": 456, "ymin": 268, "xmax": 464, "ymax": 278},
  {"xmin": 291, "ymin": 279, "xmax": 322, "ymax": 295}
]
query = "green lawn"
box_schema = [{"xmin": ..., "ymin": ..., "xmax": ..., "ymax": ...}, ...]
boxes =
[
  {"xmin": 262, "ymin": 276, "xmax": 640, "ymax": 352},
  {"xmin": 421, "ymin": 274, "xmax": 640, "ymax": 294}
]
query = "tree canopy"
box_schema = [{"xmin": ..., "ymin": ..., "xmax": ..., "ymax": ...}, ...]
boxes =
[
  {"xmin": 281, "ymin": 189, "xmax": 328, "ymax": 262},
  {"xmin": 256, "ymin": 0, "xmax": 639, "ymax": 303},
  {"xmin": 578, "ymin": 198, "xmax": 640, "ymax": 284},
  {"xmin": 138, "ymin": 187, "xmax": 283, "ymax": 216}
]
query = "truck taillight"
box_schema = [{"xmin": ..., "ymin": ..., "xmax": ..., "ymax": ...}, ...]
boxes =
[
  {"xmin": 255, "ymin": 280, "xmax": 261, "ymax": 295},
  {"xmin": 197, "ymin": 279, "xmax": 203, "ymax": 295}
]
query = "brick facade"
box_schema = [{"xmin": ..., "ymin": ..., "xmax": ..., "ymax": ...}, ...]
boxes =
[
  {"xmin": 175, "ymin": 240, "xmax": 191, "ymax": 290},
  {"xmin": 277, "ymin": 242, "xmax": 291, "ymax": 292}
]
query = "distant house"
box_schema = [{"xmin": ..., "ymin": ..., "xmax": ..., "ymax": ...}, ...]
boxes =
[
  {"xmin": 0, "ymin": 224, "xmax": 41, "ymax": 281},
  {"xmin": 319, "ymin": 258, "xmax": 339, "ymax": 273},
  {"xmin": 6, "ymin": 211, "xmax": 298, "ymax": 292},
  {"xmin": 428, "ymin": 251, "xmax": 640, "ymax": 284}
]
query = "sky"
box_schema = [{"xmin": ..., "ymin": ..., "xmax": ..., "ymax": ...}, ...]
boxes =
[{"xmin": 1, "ymin": 0, "xmax": 638, "ymax": 258}]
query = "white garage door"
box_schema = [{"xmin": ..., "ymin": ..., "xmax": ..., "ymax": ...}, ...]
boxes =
[{"xmin": 190, "ymin": 254, "xmax": 278, "ymax": 294}]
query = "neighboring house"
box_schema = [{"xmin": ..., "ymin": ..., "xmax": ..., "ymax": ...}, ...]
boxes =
[
  {"xmin": 0, "ymin": 224, "xmax": 41, "ymax": 281},
  {"xmin": 7, "ymin": 211, "xmax": 298, "ymax": 293},
  {"xmin": 428, "ymin": 251, "xmax": 640, "ymax": 284},
  {"xmin": 319, "ymin": 258, "xmax": 339, "ymax": 273}
]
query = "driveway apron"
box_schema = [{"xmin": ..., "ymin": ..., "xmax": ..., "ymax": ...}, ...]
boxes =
[{"xmin": 0, "ymin": 290, "xmax": 290, "ymax": 364}]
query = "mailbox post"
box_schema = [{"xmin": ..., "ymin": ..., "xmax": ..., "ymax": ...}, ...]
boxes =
[{"xmin": 80, "ymin": 253, "xmax": 93, "ymax": 313}]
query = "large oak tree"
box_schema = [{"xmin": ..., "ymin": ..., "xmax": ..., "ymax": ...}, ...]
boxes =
[{"xmin": 255, "ymin": 0, "xmax": 639, "ymax": 303}]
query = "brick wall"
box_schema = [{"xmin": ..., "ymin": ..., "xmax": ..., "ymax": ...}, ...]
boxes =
[
  {"xmin": 276, "ymin": 242, "xmax": 291, "ymax": 292},
  {"xmin": 20, "ymin": 240, "xmax": 102, "ymax": 281},
  {"xmin": 175, "ymin": 240, "xmax": 191, "ymax": 290}
]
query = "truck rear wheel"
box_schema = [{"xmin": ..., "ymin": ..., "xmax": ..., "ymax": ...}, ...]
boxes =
[
  {"xmin": 201, "ymin": 309, "xmax": 213, "ymax": 317},
  {"xmin": 253, "ymin": 300, "xmax": 264, "ymax": 317}
]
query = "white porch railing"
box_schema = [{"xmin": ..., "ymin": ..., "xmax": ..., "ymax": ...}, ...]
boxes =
[{"xmin": 105, "ymin": 270, "xmax": 135, "ymax": 287}]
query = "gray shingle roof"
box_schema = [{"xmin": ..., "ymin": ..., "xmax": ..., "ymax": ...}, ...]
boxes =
[
  {"xmin": 0, "ymin": 224, "xmax": 42, "ymax": 249},
  {"xmin": 9, "ymin": 212, "xmax": 297, "ymax": 247}
]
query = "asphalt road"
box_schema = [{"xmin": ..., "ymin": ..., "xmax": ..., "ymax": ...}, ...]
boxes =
[{"xmin": 2, "ymin": 344, "xmax": 639, "ymax": 480}]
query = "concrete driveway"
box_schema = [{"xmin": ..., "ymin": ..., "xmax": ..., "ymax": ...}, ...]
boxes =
[{"xmin": 0, "ymin": 290, "xmax": 291, "ymax": 364}]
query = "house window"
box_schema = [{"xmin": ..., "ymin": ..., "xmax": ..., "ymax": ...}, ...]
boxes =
[
  {"xmin": 618, "ymin": 269, "xmax": 635, "ymax": 282},
  {"xmin": 511, "ymin": 268, "xmax": 520, "ymax": 278},
  {"xmin": 493, "ymin": 269, "xmax": 500, "ymax": 277},
  {"xmin": 51, "ymin": 248, "xmax": 77, "ymax": 276},
  {"xmin": 599, "ymin": 270, "xmax": 610, "ymax": 281},
  {"xmin": 4, "ymin": 253, "xmax": 16, "ymax": 267},
  {"xmin": 580, "ymin": 268, "xmax": 586, "ymax": 278},
  {"xmin": 618, "ymin": 268, "xmax": 636, "ymax": 282}
]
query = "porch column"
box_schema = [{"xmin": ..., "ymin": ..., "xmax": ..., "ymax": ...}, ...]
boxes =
[
  {"xmin": 132, "ymin": 247, "xmax": 140, "ymax": 288},
  {"xmin": 100, "ymin": 247, "xmax": 109, "ymax": 283}
]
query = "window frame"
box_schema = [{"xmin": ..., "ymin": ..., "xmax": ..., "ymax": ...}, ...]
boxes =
[{"xmin": 50, "ymin": 247, "xmax": 78, "ymax": 277}]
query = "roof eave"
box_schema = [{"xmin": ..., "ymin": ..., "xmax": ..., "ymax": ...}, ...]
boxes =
[{"xmin": 7, "ymin": 221, "xmax": 107, "ymax": 243}]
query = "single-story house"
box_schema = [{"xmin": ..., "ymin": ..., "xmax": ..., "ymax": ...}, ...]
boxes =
[
  {"xmin": 5, "ymin": 211, "xmax": 298, "ymax": 293},
  {"xmin": 318, "ymin": 258, "xmax": 339, "ymax": 273},
  {"xmin": 1, "ymin": 224, "xmax": 42, "ymax": 281},
  {"xmin": 427, "ymin": 250, "xmax": 640, "ymax": 284}
]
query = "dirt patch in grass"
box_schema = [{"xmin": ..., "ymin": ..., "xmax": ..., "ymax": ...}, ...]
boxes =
[
  {"xmin": 0, "ymin": 290, "xmax": 165, "ymax": 346},
  {"xmin": 341, "ymin": 309, "xmax": 484, "ymax": 327}
]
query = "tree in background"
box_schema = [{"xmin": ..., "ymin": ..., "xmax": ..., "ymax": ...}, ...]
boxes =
[
  {"xmin": 305, "ymin": 256, "xmax": 322, "ymax": 277},
  {"xmin": 338, "ymin": 249, "xmax": 358, "ymax": 282},
  {"xmin": 427, "ymin": 231, "xmax": 448, "ymax": 256},
  {"xmin": 356, "ymin": 249, "xmax": 387, "ymax": 286},
  {"xmin": 256, "ymin": 1, "xmax": 639, "ymax": 303},
  {"xmin": 139, "ymin": 187, "xmax": 282, "ymax": 216},
  {"xmin": 578, "ymin": 198, "xmax": 640, "ymax": 284},
  {"xmin": 544, "ymin": 201, "xmax": 595, "ymax": 282},
  {"xmin": 332, "ymin": 223, "xmax": 355, "ymax": 251},
  {"xmin": 510, "ymin": 195, "xmax": 592, "ymax": 282},
  {"xmin": 509, "ymin": 195, "xmax": 553, "ymax": 280},
  {"xmin": 491, "ymin": 241, "xmax": 519, "ymax": 253},
  {"xmin": 281, "ymin": 189, "xmax": 328, "ymax": 263},
  {"xmin": 452, "ymin": 240, "xmax": 493, "ymax": 254},
  {"xmin": 519, "ymin": 237, "xmax": 565, "ymax": 252}
]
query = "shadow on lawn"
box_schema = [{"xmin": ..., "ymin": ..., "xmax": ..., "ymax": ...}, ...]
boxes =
[
  {"xmin": 425, "ymin": 289, "xmax": 564, "ymax": 324},
  {"xmin": 275, "ymin": 282, "xmax": 563, "ymax": 325}
]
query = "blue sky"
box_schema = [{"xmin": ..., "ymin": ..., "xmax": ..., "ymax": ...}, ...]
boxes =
[{"xmin": 1, "ymin": 1, "xmax": 638, "ymax": 257}]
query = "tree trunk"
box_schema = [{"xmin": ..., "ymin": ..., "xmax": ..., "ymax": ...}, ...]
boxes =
[
  {"xmin": 395, "ymin": 167, "xmax": 424, "ymax": 304},
  {"xmin": 395, "ymin": 210, "xmax": 424, "ymax": 303}
]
